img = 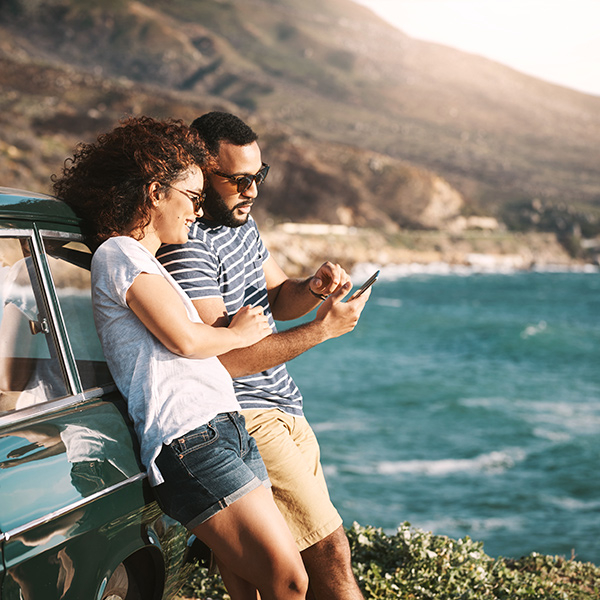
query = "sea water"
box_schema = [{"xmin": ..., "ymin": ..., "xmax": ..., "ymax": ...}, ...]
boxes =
[{"xmin": 282, "ymin": 267, "xmax": 600, "ymax": 563}]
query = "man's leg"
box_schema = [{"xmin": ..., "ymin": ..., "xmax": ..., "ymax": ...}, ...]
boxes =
[
  {"xmin": 241, "ymin": 409, "xmax": 364, "ymax": 600},
  {"xmin": 302, "ymin": 525, "xmax": 363, "ymax": 600}
]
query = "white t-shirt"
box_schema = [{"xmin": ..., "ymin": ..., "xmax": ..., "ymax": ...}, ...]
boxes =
[{"xmin": 91, "ymin": 236, "xmax": 239, "ymax": 485}]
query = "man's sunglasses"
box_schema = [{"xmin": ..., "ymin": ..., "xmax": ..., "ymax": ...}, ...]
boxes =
[{"xmin": 213, "ymin": 163, "xmax": 270, "ymax": 194}]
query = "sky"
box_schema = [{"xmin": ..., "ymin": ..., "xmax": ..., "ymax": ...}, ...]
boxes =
[{"xmin": 354, "ymin": 0, "xmax": 600, "ymax": 97}]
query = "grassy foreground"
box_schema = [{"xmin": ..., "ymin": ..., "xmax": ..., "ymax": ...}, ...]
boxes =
[{"xmin": 178, "ymin": 522, "xmax": 600, "ymax": 600}]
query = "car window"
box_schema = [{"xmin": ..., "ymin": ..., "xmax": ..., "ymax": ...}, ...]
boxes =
[
  {"xmin": 0, "ymin": 236, "xmax": 68, "ymax": 414},
  {"xmin": 43, "ymin": 237, "xmax": 113, "ymax": 391}
]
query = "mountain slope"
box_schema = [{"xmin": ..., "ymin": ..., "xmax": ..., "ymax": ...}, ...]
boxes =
[{"xmin": 0, "ymin": 0, "xmax": 599, "ymax": 241}]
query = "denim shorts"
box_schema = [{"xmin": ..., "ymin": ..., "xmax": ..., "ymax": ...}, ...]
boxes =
[{"xmin": 153, "ymin": 412, "xmax": 270, "ymax": 530}]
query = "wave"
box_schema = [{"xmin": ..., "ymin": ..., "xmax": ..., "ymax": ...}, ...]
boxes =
[
  {"xmin": 532, "ymin": 428, "xmax": 571, "ymax": 442},
  {"xmin": 517, "ymin": 400, "xmax": 600, "ymax": 434},
  {"xmin": 458, "ymin": 397, "xmax": 508, "ymax": 410},
  {"xmin": 413, "ymin": 515, "xmax": 526, "ymax": 537},
  {"xmin": 520, "ymin": 320, "xmax": 548, "ymax": 338},
  {"xmin": 351, "ymin": 261, "xmax": 599, "ymax": 281},
  {"xmin": 458, "ymin": 397, "xmax": 600, "ymax": 424},
  {"xmin": 322, "ymin": 464, "xmax": 338, "ymax": 478},
  {"xmin": 311, "ymin": 421, "xmax": 359, "ymax": 433},
  {"xmin": 544, "ymin": 495, "xmax": 600, "ymax": 512},
  {"xmin": 374, "ymin": 297, "xmax": 403, "ymax": 308},
  {"xmin": 376, "ymin": 448, "xmax": 526, "ymax": 476}
]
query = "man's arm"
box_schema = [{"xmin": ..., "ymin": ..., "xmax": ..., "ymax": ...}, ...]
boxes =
[
  {"xmin": 264, "ymin": 255, "xmax": 352, "ymax": 322},
  {"xmin": 193, "ymin": 282, "xmax": 370, "ymax": 378}
]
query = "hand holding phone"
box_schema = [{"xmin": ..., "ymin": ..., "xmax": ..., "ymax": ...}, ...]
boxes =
[{"xmin": 351, "ymin": 270, "xmax": 380, "ymax": 299}]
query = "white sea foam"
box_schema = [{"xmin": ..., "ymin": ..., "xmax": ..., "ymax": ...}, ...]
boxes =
[
  {"xmin": 458, "ymin": 397, "xmax": 504, "ymax": 410},
  {"xmin": 351, "ymin": 261, "xmax": 599, "ymax": 281},
  {"xmin": 415, "ymin": 515, "xmax": 526, "ymax": 536},
  {"xmin": 520, "ymin": 320, "xmax": 548, "ymax": 338},
  {"xmin": 322, "ymin": 464, "xmax": 338, "ymax": 478},
  {"xmin": 517, "ymin": 400, "xmax": 600, "ymax": 433},
  {"xmin": 375, "ymin": 297, "xmax": 403, "ymax": 308},
  {"xmin": 312, "ymin": 420, "xmax": 365, "ymax": 433},
  {"xmin": 519, "ymin": 399, "xmax": 599, "ymax": 417},
  {"xmin": 376, "ymin": 448, "xmax": 526, "ymax": 477},
  {"xmin": 532, "ymin": 263, "xmax": 600, "ymax": 274},
  {"xmin": 532, "ymin": 428, "xmax": 571, "ymax": 442},
  {"xmin": 545, "ymin": 495, "xmax": 600, "ymax": 512}
]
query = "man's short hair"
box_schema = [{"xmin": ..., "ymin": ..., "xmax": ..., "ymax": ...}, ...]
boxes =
[{"xmin": 190, "ymin": 112, "xmax": 258, "ymax": 157}]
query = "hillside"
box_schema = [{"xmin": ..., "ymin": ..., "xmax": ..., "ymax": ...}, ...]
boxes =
[{"xmin": 1, "ymin": 0, "xmax": 599, "ymax": 258}]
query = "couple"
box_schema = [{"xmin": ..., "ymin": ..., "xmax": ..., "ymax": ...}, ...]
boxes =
[{"xmin": 54, "ymin": 113, "xmax": 370, "ymax": 599}]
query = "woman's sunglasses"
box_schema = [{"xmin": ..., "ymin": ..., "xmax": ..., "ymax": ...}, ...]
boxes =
[
  {"xmin": 213, "ymin": 163, "xmax": 270, "ymax": 194},
  {"xmin": 164, "ymin": 184, "xmax": 205, "ymax": 212}
]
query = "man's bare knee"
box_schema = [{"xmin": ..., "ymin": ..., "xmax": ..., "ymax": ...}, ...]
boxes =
[
  {"xmin": 302, "ymin": 526, "xmax": 352, "ymax": 563},
  {"xmin": 301, "ymin": 526, "xmax": 356, "ymax": 582},
  {"xmin": 300, "ymin": 527, "xmax": 363, "ymax": 599}
]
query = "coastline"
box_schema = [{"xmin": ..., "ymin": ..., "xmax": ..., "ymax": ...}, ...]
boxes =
[{"xmin": 260, "ymin": 224, "xmax": 599, "ymax": 278}]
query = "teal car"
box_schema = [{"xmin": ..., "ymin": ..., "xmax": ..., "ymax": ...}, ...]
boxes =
[{"xmin": 0, "ymin": 188, "xmax": 204, "ymax": 599}]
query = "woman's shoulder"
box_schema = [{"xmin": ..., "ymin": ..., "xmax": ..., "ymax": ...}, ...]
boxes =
[
  {"xmin": 95, "ymin": 236, "xmax": 149, "ymax": 262},
  {"xmin": 98, "ymin": 235, "xmax": 142, "ymax": 252},
  {"xmin": 93, "ymin": 237, "xmax": 160, "ymax": 281}
]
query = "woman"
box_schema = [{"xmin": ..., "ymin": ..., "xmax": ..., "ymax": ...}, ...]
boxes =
[{"xmin": 53, "ymin": 117, "xmax": 308, "ymax": 599}]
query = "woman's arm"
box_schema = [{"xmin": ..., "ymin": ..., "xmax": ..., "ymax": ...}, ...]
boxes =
[{"xmin": 125, "ymin": 272, "xmax": 271, "ymax": 359}]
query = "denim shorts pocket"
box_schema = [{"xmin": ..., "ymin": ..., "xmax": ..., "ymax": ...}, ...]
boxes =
[{"xmin": 172, "ymin": 422, "xmax": 219, "ymax": 458}]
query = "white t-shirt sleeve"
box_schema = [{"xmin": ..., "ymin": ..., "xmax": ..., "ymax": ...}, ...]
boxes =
[{"xmin": 94, "ymin": 237, "xmax": 162, "ymax": 308}]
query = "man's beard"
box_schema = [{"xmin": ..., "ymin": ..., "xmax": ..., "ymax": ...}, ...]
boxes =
[{"xmin": 202, "ymin": 182, "xmax": 251, "ymax": 228}]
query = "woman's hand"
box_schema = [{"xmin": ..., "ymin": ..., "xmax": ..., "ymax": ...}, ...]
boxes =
[
  {"xmin": 127, "ymin": 274, "xmax": 269, "ymax": 358},
  {"xmin": 228, "ymin": 305, "xmax": 272, "ymax": 347}
]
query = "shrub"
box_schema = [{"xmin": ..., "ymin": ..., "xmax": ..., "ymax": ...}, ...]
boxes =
[{"xmin": 178, "ymin": 522, "xmax": 600, "ymax": 600}]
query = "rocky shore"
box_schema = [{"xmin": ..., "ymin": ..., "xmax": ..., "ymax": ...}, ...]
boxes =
[{"xmin": 261, "ymin": 223, "xmax": 595, "ymax": 278}]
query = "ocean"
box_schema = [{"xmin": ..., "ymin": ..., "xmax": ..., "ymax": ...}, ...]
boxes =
[{"xmin": 282, "ymin": 266, "xmax": 600, "ymax": 564}]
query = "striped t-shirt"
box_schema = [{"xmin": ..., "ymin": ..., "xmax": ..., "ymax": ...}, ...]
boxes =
[{"xmin": 156, "ymin": 216, "xmax": 304, "ymax": 416}]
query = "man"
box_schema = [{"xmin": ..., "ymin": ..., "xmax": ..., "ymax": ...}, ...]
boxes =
[{"xmin": 157, "ymin": 112, "xmax": 369, "ymax": 599}]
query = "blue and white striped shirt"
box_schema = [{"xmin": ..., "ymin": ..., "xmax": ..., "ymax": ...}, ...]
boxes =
[{"xmin": 157, "ymin": 217, "xmax": 304, "ymax": 416}]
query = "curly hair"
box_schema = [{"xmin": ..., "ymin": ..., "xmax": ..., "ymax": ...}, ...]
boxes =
[
  {"xmin": 52, "ymin": 116, "xmax": 209, "ymax": 250},
  {"xmin": 190, "ymin": 112, "xmax": 258, "ymax": 158}
]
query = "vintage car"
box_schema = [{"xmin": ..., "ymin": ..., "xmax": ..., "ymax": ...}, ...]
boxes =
[{"xmin": 0, "ymin": 187, "xmax": 205, "ymax": 599}]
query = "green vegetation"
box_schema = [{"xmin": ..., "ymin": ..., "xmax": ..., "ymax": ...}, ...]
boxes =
[
  {"xmin": 501, "ymin": 199, "xmax": 600, "ymax": 258},
  {"xmin": 178, "ymin": 523, "xmax": 600, "ymax": 600}
]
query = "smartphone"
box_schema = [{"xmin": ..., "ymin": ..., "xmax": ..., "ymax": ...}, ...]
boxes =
[{"xmin": 351, "ymin": 269, "xmax": 380, "ymax": 299}]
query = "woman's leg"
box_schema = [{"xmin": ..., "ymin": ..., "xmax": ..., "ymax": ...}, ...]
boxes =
[
  {"xmin": 192, "ymin": 485, "xmax": 308, "ymax": 600},
  {"xmin": 214, "ymin": 559, "xmax": 259, "ymax": 600}
]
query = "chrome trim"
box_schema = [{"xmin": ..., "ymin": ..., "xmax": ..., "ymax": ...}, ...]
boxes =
[
  {"xmin": 38, "ymin": 229, "xmax": 85, "ymax": 241},
  {"xmin": 0, "ymin": 384, "xmax": 118, "ymax": 428},
  {"xmin": 82, "ymin": 383, "xmax": 119, "ymax": 398},
  {"xmin": 0, "ymin": 229, "xmax": 117, "ymax": 427},
  {"xmin": 0, "ymin": 472, "xmax": 148, "ymax": 543},
  {"xmin": 0, "ymin": 187, "xmax": 55, "ymax": 200},
  {"xmin": 0, "ymin": 228, "xmax": 34, "ymax": 237},
  {"xmin": 32, "ymin": 226, "xmax": 81, "ymax": 393}
]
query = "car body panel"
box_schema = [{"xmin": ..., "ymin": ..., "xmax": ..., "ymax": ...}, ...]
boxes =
[
  {"xmin": 0, "ymin": 188, "xmax": 81, "ymax": 229},
  {"xmin": 0, "ymin": 188, "xmax": 196, "ymax": 599}
]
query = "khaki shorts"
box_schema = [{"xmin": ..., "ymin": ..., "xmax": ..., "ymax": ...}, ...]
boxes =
[{"xmin": 241, "ymin": 408, "xmax": 342, "ymax": 551}]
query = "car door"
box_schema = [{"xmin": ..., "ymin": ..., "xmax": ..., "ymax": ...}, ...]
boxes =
[{"xmin": 0, "ymin": 223, "xmax": 192, "ymax": 600}]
